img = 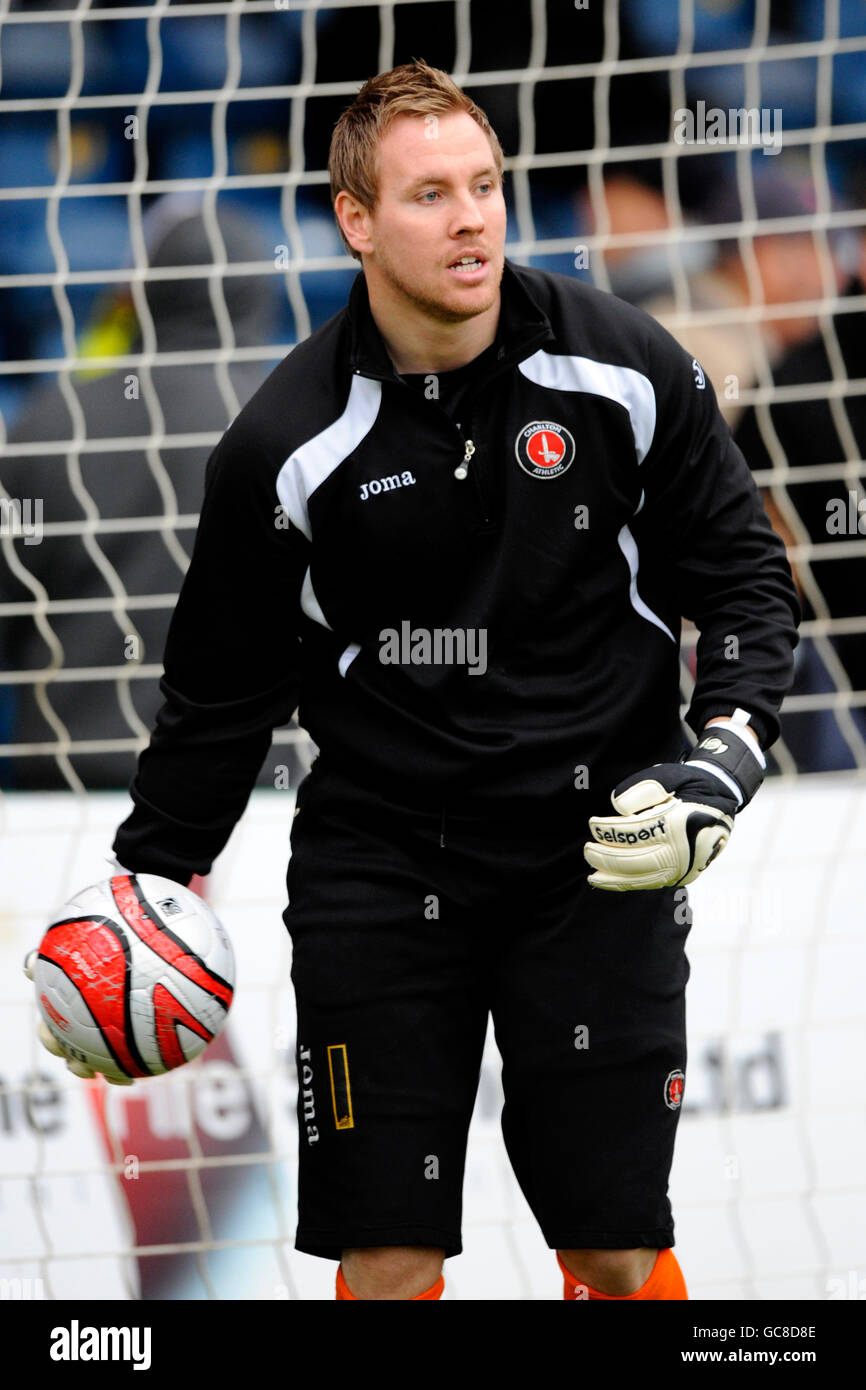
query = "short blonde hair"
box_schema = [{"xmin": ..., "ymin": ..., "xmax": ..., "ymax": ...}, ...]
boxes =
[{"xmin": 329, "ymin": 59, "xmax": 505, "ymax": 260}]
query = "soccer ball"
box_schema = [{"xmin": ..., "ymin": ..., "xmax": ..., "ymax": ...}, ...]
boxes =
[{"xmin": 29, "ymin": 873, "xmax": 235, "ymax": 1084}]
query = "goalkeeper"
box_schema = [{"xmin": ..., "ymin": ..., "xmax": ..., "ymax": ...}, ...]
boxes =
[{"xmin": 107, "ymin": 61, "xmax": 799, "ymax": 1299}]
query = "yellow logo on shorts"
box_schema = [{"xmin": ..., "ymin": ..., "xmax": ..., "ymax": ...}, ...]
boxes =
[{"xmin": 328, "ymin": 1044, "xmax": 354, "ymax": 1130}]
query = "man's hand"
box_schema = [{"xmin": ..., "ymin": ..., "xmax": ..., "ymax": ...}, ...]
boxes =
[
  {"xmin": 584, "ymin": 713, "xmax": 765, "ymax": 891},
  {"xmin": 23, "ymin": 860, "xmax": 200, "ymax": 1085},
  {"xmin": 584, "ymin": 765, "xmax": 735, "ymax": 890},
  {"xmin": 23, "ymin": 949, "xmax": 134, "ymax": 1085}
]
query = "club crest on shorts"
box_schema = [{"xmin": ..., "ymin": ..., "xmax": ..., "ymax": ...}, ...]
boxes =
[
  {"xmin": 515, "ymin": 420, "xmax": 575, "ymax": 479},
  {"xmin": 664, "ymin": 1068, "xmax": 685, "ymax": 1110}
]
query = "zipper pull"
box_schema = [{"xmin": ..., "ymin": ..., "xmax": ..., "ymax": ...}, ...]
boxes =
[{"xmin": 454, "ymin": 439, "xmax": 475, "ymax": 481}]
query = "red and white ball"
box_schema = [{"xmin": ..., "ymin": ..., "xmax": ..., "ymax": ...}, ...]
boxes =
[{"xmin": 31, "ymin": 874, "xmax": 235, "ymax": 1083}]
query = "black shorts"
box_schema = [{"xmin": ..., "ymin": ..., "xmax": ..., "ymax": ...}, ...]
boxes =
[{"xmin": 284, "ymin": 766, "xmax": 691, "ymax": 1261}]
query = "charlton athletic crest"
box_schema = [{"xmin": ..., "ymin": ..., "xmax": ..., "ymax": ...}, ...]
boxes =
[
  {"xmin": 515, "ymin": 420, "xmax": 576, "ymax": 479},
  {"xmin": 664, "ymin": 1068, "xmax": 685, "ymax": 1110}
]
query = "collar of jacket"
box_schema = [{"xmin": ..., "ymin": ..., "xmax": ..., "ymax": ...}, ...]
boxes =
[{"xmin": 345, "ymin": 258, "xmax": 554, "ymax": 383}]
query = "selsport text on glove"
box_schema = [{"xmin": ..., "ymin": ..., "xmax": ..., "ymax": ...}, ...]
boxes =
[{"xmin": 584, "ymin": 711, "xmax": 765, "ymax": 891}]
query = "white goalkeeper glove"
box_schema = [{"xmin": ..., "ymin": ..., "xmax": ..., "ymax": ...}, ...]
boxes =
[{"xmin": 584, "ymin": 715, "xmax": 765, "ymax": 891}]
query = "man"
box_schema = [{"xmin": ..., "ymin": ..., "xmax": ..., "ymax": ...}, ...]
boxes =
[{"xmin": 105, "ymin": 61, "xmax": 798, "ymax": 1300}]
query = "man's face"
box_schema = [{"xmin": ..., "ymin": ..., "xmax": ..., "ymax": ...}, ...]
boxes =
[
  {"xmin": 357, "ymin": 110, "xmax": 507, "ymax": 323},
  {"xmin": 754, "ymin": 231, "xmax": 838, "ymax": 346}
]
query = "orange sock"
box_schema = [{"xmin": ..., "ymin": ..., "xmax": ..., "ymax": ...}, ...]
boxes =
[
  {"xmin": 558, "ymin": 1247, "xmax": 688, "ymax": 1300},
  {"xmin": 336, "ymin": 1264, "xmax": 444, "ymax": 1300}
]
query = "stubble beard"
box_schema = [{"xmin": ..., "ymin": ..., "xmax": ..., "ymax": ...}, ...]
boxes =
[{"xmin": 372, "ymin": 244, "xmax": 504, "ymax": 325}]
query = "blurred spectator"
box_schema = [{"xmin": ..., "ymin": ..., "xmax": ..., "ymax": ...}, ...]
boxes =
[
  {"xmin": 645, "ymin": 162, "xmax": 862, "ymax": 771},
  {"xmin": 643, "ymin": 159, "xmax": 843, "ymax": 429},
  {"xmin": 733, "ymin": 229, "xmax": 866, "ymax": 769},
  {"xmin": 578, "ymin": 169, "xmax": 714, "ymax": 305},
  {"xmin": 595, "ymin": 157, "xmax": 860, "ymax": 771},
  {"xmin": 0, "ymin": 195, "xmax": 288, "ymax": 791}
]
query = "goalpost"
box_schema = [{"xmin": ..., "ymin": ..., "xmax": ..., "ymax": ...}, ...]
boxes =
[{"xmin": 1, "ymin": 0, "xmax": 864, "ymax": 1301}]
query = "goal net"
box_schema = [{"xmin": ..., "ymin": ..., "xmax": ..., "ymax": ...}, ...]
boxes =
[{"xmin": 1, "ymin": 0, "xmax": 864, "ymax": 1301}]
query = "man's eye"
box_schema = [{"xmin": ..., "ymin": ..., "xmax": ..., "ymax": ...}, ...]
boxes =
[
  {"xmin": 477, "ymin": 183, "xmax": 492, "ymax": 195},
  {"xmin": 419, "ymin": 190, "xmax": 440, "ymax": 203}
]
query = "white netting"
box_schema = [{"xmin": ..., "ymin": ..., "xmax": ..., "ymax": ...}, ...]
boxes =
[
  {"xmin": 0, "ymin": 0, "xmax": 864, "ymax": 1300},
  {"xmin": 0, "ymin": 2, "xmax": 864, "ymax": 787}
]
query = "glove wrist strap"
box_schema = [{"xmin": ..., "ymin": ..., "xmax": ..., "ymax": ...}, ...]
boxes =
[{"xmin": 683, "ymin": 712, "xmax": 765, "ymax": 809}]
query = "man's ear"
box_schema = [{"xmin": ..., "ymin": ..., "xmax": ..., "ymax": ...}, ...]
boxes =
[{"xmin": 334, "ymin": 190, "xmax": 374, "ymax": 258}]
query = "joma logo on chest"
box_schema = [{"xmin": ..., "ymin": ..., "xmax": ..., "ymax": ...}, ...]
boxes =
[{"xmin": 359, "ymin": 470, "xmax": 417, "ymax": 501}]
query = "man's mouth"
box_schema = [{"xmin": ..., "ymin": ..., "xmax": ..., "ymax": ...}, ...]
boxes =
[{"xmin": 447, "ymin": 254, "xmax": 486, "ymax": 274}]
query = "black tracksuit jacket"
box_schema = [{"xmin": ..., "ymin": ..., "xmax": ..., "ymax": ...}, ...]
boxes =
[{"xmin": 114, "ymin": 261, "xmax": 800, "ymax": 884}]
